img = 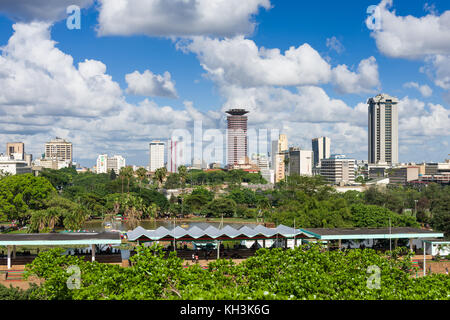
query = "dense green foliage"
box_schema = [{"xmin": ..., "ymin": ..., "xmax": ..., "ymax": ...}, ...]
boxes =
[
  {"xmin": 265, "ymin": 175, "xmax": 422, "ymax": 229},
  {"xmin": 0, "ymin": 174, "xmax": 55, "ymax": 224},
  {"xmin": 1, "ymin": 167, "xmax": 448, "ymax": 236},
  {"xmin": 0, "ymin": 284, "xmax": 38, "ymax": 300},
  {"xmin": 23, "ymin": 245, "xmax": 450, "ymax": 300},
  {"xmin": 184, "ymin": 169, "xmax": 267, "ymax": 186},
  {"xmin": 29, "ymin": 194, "xmax": 87, "ymax": 232}
]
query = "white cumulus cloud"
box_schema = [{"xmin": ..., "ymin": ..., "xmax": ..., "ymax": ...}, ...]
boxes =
[
  {"xmin": 403, "ymin": 82, "xmax": 433, "ymax": 98},
  {"xmin": 181, "ymin": 36, "xmax": 380, "ymax": 95},
  {"xmin": 125, "ymin": 70, "xmax": 178, "ymax": 98},
  {"xmin": 370, "ymin": 0, "xmax": 450, "ymax": 59},
  {"xmin": 332, "ymin": 57, "xmax": 380, "ymax": 94},
  {"xmin": 96, "ymin": 0, "xmax": 271, "ymax": 37},
  {"xmin": 0, "ymin": 22, "xmax": 214, "ymax": 162}
]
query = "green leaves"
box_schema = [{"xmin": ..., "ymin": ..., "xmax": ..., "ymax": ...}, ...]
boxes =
[
  {"xmin": 0, "ymin": 174, "xmax": 55, "ymax": 224},
  {"xmin": 24, "ymin": 244, "xmax": 450, "ymax": 300}
]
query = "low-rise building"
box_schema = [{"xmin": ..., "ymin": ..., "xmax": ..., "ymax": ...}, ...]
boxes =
[
  {"xmin": 0, "ymin": 155, "xmax": 32, "ymax": 175},
  {"xmin": 389, "ymin": 166, "xmax": 419, "ymax": 184},
  {"xmin": 33, "ymin": 158, "xmax": 71, "ymax": 170},
  {"xmin": 320, "ymin": 154, "xmax": 356, "ymax": 185}
]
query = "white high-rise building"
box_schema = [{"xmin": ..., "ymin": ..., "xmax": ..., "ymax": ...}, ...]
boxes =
[
  {"xmin": 107, "ymin": 155, "xmax": 126, "ymax": 174},
  {"xmin": 149, "ymin": 141, "xmax": 165, "ymax": 172},
  {"xmin": 312, "ymin": 137, "xmax": 331, "ymax": 168},
  {"xmin": 96, "ymin": 154, "xmax": 125, "ymax": 174},
  {"xmin": 96, "ymin": 154, "xmax": 108, "ymax": 174},
  {"xmin": 368, "ymin": 94, "xmax": 399, "ymax": 165},
  {"xmin": 287, "ymin": 147, "xmax": 313, "ymax": 176}
]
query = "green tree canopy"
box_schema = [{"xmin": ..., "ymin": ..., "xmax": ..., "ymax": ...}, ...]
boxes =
[{"xmin": 0, "ymin": 174, "xmax": 55, "ymax": 225}]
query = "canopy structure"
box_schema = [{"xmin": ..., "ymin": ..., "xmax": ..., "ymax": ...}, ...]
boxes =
[
  {"xmin": 127, "ymin": 224, "xmax": 311, "ymax": 242},
  {"xmin": 299, "ymin": 227, "xmax": 444, "ymax": 241},
  {"xmin": 0, "ymin": 232, "xmax": 122, "ymax": 269},
  {"xmin": 299, "ymin": 227, "xmax": 445, "ymax": 252}
]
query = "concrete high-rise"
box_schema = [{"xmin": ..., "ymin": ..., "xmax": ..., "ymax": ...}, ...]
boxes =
[
  {"xmin": 226, "ymin": 109, "xmax": 248, "ymax": 166},
  {"xmin": 287, "ymin": 147, "xmax": 313, "ymax": 177},
  {"xmin": 312, "ymin": 137, "xmax": 330, "ymax": 168},
  {"xmin": 368, "ymin": 94, "xmax": 399, "ymax": 165},
  {"xmin": 149, "ymin": 140, "xmax": 165, "ymax": 172},
  {"xmin": 107, "ymin": 155, "xmax": 126, "ymax": 174},
  {"xmin": 96, "ymin": 154, "xmax": 125, "ymax": 174},
  {"xmin": 45, "ymin": 137, "xmax": 73, "ymax": 163},
  {"xmin": 271, "ymin": 134, "xmax": 288, "ymax": 183}
]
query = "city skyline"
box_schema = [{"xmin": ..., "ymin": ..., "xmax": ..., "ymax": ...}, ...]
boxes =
[{"xmin": 0, "ymin": 1, "xmax": 448, "ymax": 168}]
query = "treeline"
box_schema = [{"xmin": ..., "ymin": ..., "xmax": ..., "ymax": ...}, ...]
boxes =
[{"xmin": 0, "ymin": 167, "xmax": 448, "ymax": 236}]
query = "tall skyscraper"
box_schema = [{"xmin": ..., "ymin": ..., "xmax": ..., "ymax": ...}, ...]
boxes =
[
  {"xmin": 149, "ymin": 140, "xmax": 165, "ymax": 172},
  {"xmin": 271, "ymin": 134, "xmax": 288, "ymax": 183},
  {"xmin": 312, "ymin": 137, "xmax": 331, "ymax": 168},
  {"xmin": 45, "ymin": 137, "xmax": 73, "ymax": 163},
  {"xmin": 368, "ymin": 94, "xmax": 399, "ymax": 165},
  {"xmin": 226, "ymin": 109, "xmax": 249, "ymax": 165}
]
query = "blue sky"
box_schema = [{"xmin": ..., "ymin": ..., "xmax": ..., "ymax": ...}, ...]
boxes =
[{"xmin": 0, "ymin": 0, "xmax": 448, "ymax": 167}]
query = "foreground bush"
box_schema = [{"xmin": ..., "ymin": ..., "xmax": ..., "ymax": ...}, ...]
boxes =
[{"xmin": 23, "ymin": 245, "xmax": 450, "ymax": 300}]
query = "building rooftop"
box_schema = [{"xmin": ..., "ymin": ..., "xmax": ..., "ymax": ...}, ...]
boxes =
[
  {"xmin": 226, "ymin": 109, "xmax": 249, "ymax": 116},
  {"xmin": 0, "ymin": 232, "xmax": 122, "ymax": 246},
  {"xmin": 367, "ymin": 93, "xmax": 399, "ymax": 104}
]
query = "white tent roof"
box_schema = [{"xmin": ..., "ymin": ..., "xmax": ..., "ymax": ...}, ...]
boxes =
[{"xmin": 127, "ymin": 224, "xmax": 311, "ymax": 241}]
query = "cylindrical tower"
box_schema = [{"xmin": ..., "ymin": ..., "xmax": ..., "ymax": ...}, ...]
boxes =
[{"xmin": 226, "ymin": 109, "xmax": 249, "ymax": 165}]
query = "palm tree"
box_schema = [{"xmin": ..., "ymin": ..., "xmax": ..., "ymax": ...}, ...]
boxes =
[
  {"xmin": 178, "ymin": 165, "xmax": 187, "ymax": 188},
  {"xmin": 45, "ymin": 208, "xmax": 60, "ymax": 230},
  {"xmin": 119, "ymin": 167, "xmax": 134, "ymax": 193},
  {"xmin": 154, "ymin": 167, "xmax": 168, "ymax": 188},
  {"xmin": 149, "ymin": 203, "xmax": 158, "ymax": 220},
  {"xmin": 136, "ymin": 167, "xmax": 148, "ymax": 186},
  {"xmin": 29, "ymin": 211, "xmax": 47, "ymax": 232}
]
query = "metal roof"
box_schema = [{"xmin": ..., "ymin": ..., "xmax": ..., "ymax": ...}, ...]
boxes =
[
  {"xmin": 127, "ymin": 224, "xmax": 309, "ymax": 241},
  {"xmin": 0, "ymin": 232, "xmax": 122, "ymax": 246},
  {"xmin": 300, "ymin": 227, "xmax": 444, "ymax": 240}
]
